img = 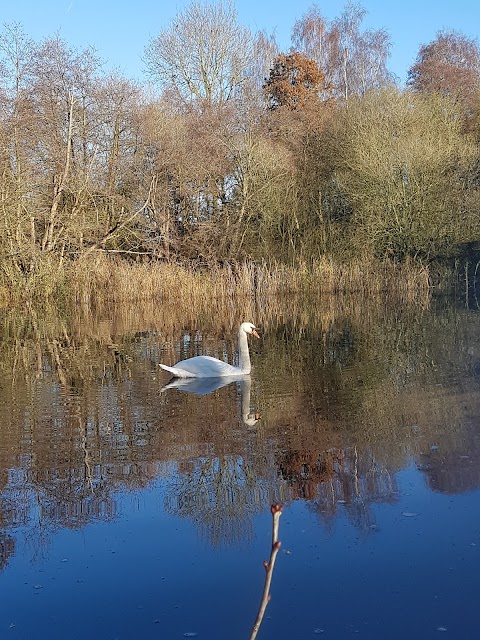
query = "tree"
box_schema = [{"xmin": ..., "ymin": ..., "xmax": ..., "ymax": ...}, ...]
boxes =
[
  {"xmin": 239, "ymin": 29, "xmax": 279, "ymax": 112},
  {"xmin": 0, "ymin": 24, "xmax": 36, "ymax": 276},
  {"xmin": 330, "ymin": 2, "xmax": 392, "ymax": 100},
  {"xmin": 291, "ymin": 4, "xmax": 335, "ymax": 99},
  {"xmin": 407, "ymin": 30, "xmax": 480, "ymax": 110},
  {"xmin": 144, "ymin": 0, "xmax": 254, "ymax": 112},
  {"xmin": 293, "ymin": 2, "xmax": 392, "ymax": 102},
  {"xmin": 0, "ymin": 29, "xmax": 154, "ymax": 270},
  {"xmin": 264, "ymin": 52, "xmax": 325, "ymax": 110},
  {"xmin": 28, "ymin": 36, "xmax": 103, "ymax": 254},
  {"xmin": 226, "ymin": 126, "xmax": 299, "ymax": 259}
]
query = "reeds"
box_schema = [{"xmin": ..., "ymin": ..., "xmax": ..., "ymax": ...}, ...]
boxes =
[
  {"xmin": 0, "ymin": 253, "xmax": 432, "ymax": 311},
  {"xmin": 69, "ymin": 255, "xmax": 431, "ymax": 303}
]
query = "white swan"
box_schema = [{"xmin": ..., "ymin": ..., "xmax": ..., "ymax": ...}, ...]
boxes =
[{"xmin": 159, "ymin": 322, "xmax": 260, "ymax": 378}]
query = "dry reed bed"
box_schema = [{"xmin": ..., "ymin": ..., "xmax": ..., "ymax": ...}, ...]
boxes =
[{"xmin": 67, "ymin": 256, "xmax": 431, "ymax": 309}]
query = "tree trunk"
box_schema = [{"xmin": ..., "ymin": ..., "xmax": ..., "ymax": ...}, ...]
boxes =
[{"xmin": 41, "ymin": 92, "xmax": 75, "ymax": 252}]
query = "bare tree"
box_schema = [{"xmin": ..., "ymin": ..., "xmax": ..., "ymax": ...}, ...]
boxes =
[
  {"xmin": 332, "ymin": 2, "xmax": 392, "ymax": 100},
  {"xmin": 144, "ymin": 0, "xmax": 254, "ymax": 111},
  {"xmin": 228, "ymin": 29, "xmax": 280, "ymax": 122},
  {"xmin": 292, "ymin": 4, "xmax": 336, "ymax": 98},
  {"xmin": 248, "ymin": 30, "xmax": 280, "ymax": 104},
  {"xmin": 28, "ymin": 36, "xmax": 102, "ymax": 254},
  {"xmin": 0, "ymin": 24, "xmax": 37, "ymax": 271},
  {"xmin": 293, "ymin": 2, "xmax": 392, "ymax": 102},
  {"xmin": 14, "ymin": 35, "xmax": 149, "ymax": 259},
  {"xmin": 407, "ymin": 30, "xmax": 480, "ymax": 112}
]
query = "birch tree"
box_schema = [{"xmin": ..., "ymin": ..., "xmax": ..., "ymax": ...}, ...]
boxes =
[{"xmin": 292, "ymin": 2, "xmax": 392, "ymax": 101}]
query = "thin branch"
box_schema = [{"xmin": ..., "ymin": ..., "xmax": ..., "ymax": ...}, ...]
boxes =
[
  {"xmin": 81, "ymin": 177, "xmax": 156, "ymax": 257},
  {"xmin": 249, "ymin": 504, "xmax": 283, "ymax": 640}
]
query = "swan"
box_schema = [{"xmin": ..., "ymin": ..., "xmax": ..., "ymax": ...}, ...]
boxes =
[{"xmin": 159, "ymin": 322, "xmax": 260, "ymax": 378}]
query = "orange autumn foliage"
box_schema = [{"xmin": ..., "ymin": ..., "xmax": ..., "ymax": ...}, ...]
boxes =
[{"xmin": 264, "ymin": 52, "xmax": 325, "ymax": 110}]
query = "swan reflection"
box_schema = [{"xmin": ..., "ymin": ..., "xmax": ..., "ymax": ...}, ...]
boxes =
[{"xmin": 161, "ymin": 375, "xmax": 259, "ymax": 426}]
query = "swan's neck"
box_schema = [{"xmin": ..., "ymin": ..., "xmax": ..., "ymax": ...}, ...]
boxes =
[
  {"xmin": 241, "ymin": 377, "xmax": 252, "ymax": 419},
  {"xmin": 238, "ymin": 327, "xmax": 251, "ymax": 374}
]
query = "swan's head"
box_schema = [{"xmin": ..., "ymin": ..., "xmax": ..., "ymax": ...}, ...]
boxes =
[{"xmin": 241, "ymin": 322, "xmax": 260, "ymax": 338}]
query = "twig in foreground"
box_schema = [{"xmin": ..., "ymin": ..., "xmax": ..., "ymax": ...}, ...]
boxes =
[{"xmin": 249, "ymin": 504, "xmax": 283, "ymax": 640}]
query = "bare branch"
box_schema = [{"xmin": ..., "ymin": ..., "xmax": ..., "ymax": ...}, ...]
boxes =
[
  {"xmin": 249, "ymin": 504, "xmax": 283, "ymax": 640},
  {"xmin": 144, "ymin": 0, "xmax": 254, "ymax": 110}
]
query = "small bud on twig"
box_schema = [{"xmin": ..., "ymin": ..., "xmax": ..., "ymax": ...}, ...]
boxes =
[{"xmin": 249, "ymin": 504, "xmax": 284, "ymax": 640}]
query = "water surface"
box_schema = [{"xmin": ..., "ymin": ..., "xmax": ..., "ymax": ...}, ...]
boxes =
[{"xmin": 0, "ymin": 299, "xmax": 479, "ymax": 639}]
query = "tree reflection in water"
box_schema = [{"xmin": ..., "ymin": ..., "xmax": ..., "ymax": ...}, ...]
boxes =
[
  {"xmin": 1, "ymin": 300, "xmax": 480, "ymax": 567},
  {"xmin": 0, "ymin": 533, "xmax": 14, "ymax": 570}
]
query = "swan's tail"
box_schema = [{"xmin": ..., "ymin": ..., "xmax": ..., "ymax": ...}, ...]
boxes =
[
  {"xmin": 159, "ymin": 364, "xmax": 179, "ymax": 376},
  {"xmin": 159, "ymin": 363, "xmax": 196, "ymax": 378}
]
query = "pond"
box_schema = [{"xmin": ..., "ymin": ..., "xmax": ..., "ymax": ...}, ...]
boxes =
[{"xmin": 0, "ymin": 297, "xmax": 479, "ymax": 639}]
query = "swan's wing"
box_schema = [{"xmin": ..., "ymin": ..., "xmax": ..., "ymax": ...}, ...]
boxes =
[{"xmin": 162, "ymin": 355, "xmax": 240, "ymax": 378}]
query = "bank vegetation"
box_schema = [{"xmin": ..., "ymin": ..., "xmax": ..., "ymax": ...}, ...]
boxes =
[{"xmin": 0, "ymin": 2, "xmax": 479, "ymax": 305}]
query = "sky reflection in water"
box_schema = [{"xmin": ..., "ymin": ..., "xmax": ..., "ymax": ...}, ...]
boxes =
[{"xmin": 0, "ymin": 301, "xmax": 479, "ymax": 639}]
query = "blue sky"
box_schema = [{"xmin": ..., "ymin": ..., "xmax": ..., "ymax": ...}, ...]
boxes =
[{"xmin": 2, "ymin": 0, "xmax": 479, "ymax": 85}]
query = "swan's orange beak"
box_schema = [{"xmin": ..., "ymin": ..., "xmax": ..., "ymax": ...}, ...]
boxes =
[{"xmin": 252, "ymin": 329, "xmax": 260, "ymax": 339}]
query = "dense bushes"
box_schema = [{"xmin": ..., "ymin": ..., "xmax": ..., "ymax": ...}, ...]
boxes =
[{"xmin": 327, "ymin": 91, "xmax": 480, "ymax": 260}]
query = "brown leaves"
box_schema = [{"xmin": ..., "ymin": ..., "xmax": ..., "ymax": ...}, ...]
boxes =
[{"xmin": 264, "ymin": 52, "xmax": 325, "ymax": 110}]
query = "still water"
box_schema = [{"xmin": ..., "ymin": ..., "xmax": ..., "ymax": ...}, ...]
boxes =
[{"xmin": 0, "ymin": 298, "xmax": 479, "ymax": 639}]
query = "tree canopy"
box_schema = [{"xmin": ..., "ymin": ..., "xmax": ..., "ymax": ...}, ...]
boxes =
[
  {"xmin": 144, "ymin": 0, "xmax": 254, "ymax": 111},
  {"xmin": 408, "ymin": 30, "xmax": 480, "ymax": 118},
  {"xmin": 0, "ymin": 1, "xmax": 479, "ymax": 302},
  {"xmin": 264, "ymin": 52, "xmax": 325, "ymax": 110}
]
